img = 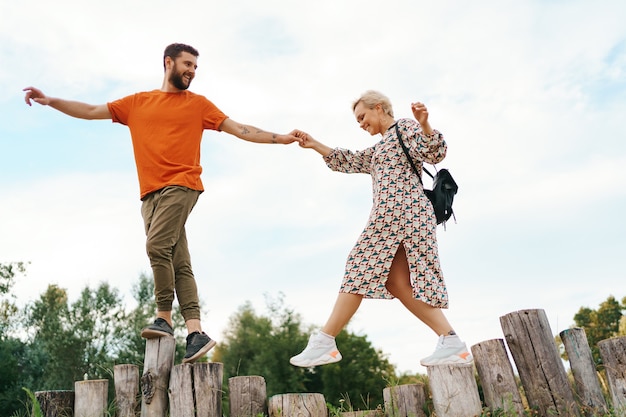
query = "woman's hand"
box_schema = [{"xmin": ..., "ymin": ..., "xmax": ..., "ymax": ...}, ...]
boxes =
[
  {"xmin": 291, "ymin": 129, "xmax": 315, "ymax": 148},
  {"xmin": 290, "ymin": 129, "xmax": 333, "ymax": 156},
  {"xmin": 411, "ymin": 102, "xmax": 434, "ymax": 135}
]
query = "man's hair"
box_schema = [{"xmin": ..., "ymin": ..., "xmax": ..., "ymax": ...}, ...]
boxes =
[
  {"xmin": 352, "ymin": 90, "xmax": 394, "ymax": 118},
  {"xmin": 163, "ymin": 43, "xmax": 199, "ymax": 70}
]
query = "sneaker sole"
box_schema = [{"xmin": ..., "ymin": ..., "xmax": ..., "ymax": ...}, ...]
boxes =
[
  {"xmin": 420, "ymin": 353, "xmax": 473, "ymax": 367},
  {"xmin": 182, "ymin": 339, "xmax": 217, "ymax": 364},
  {"xmin": 140, "ymin": 329, "xmax": 174, "ymax": 339},
  {"xmin": 289, "ymin": 352, "xmax": 342, "ymax": 367}
]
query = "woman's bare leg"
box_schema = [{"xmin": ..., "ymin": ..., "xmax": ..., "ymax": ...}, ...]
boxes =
[
  {"xmin": 321, "ymin": 292, "xmax": 363, "ymax": 336},
  {"xmin": 385, "ymin": 244, "xmax": 453, "ymax": 336}
]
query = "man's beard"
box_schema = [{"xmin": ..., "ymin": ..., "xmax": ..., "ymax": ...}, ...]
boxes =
[{"xmin": 170, "ymin": 71, "xmax": 191, "ymax": 90}]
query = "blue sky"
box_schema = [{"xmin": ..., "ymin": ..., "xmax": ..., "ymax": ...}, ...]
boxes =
[{"xmin": 1, "ymin": 0, "xmax": 625, "ymax": 373}]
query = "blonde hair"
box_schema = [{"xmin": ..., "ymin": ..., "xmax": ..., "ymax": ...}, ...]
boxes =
[{"xmin": 352, "ymin": 90, "xmax": 394, "ymax": 118}]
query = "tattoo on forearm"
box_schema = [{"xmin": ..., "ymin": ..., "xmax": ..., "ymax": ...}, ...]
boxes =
[
  {"xmin": 272, "ymin": 133, "xmax": 277, "ymax": 143},
  {"xmin": 240, "ymin": 126, "xmax": 250, "ymax": 135}
]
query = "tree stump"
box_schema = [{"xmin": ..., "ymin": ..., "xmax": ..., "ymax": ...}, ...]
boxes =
[
  {"xmin": 598, "ymin": 336, "xmax": 626, "ymax": 415},
  {"xmin": 168, "ymin": 364, "xmax": 194, "ymax": 417},
  {"xmin": 382, "ymin": 384, "xmax": 427, "ymax": 417},
  {"xmin": 427, "ymin": 364, "xmax": 481, "ymax": 417},
  {"xmin": 74, "ymin": 379, "xmax": 108, "ymax": 417},
  {"xmin": 193, "ymin": 362, "xmax": 224, "ymax": 417},
  {"xmin": 500, "ymin": 309, "xmax": 580, "ymax": 416},
  {"xmin": 141, "ymin": 336, "xmax": 176, "ymax": 417},
  {"xmin": 229, "ymin": 375, "xmax": 267, "ymax": 417},
  {"xmin": 268, "ymin": 393, "xmax": 327, "ymax": 417},
  {"xmin": 471, "ymin": 339, "xmax": 524, "ymax": 415},
  {"xmin": 560, "ymin": 328, "xmax": 609, "ymax": 416},
  {"xmin": 168, "ymin": 362, "xmax": 224, "ymax": 417},
  {"xmin": 114, "ymin": 364, "xmax": 139, "ymax": 417},
  {"xmin": 34, "ymin": 390, "xmax": 74, "ymax": 417}
]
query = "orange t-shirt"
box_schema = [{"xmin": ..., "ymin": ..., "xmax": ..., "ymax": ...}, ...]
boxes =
[{"xmin": 107, "ymin": 90, "xmax": 228, "ymax": 199}]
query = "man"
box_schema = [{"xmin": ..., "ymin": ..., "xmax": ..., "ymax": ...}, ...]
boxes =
[{"xmin": 24, "ymin": 43, "xmax": 300, "ymax": 363}]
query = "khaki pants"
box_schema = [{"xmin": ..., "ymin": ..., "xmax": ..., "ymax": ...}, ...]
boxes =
[{"xmin": 141, "ymin": 186, "xmax": 201, "ymax": 321}]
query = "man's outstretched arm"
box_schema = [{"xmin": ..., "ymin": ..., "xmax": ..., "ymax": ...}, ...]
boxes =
[
  {"xmin": 219, "ymin": 118, "xmax": 300, "ymax": 145},
  {"xmin": 23, "ymin": 86, "xmax": 112, "ymax": 120}
]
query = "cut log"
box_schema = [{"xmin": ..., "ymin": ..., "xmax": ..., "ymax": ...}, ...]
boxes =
[
  {"xmin": 34, "ymin": 390, "xmax": 74, "ymax": 417},
  {"xmin": 598, "ymin": 336, "xmax": 626, "ymax": 415},
  {"xmin": 471, "ymin": 339, "xmax": 524, "ymax": 415},
  {"xmin": 74, "ymin": 379, "xmax": 108, "ymax": 417},
  {"xmin": 560, "ymin": 328, "xmax": 609, "ymax": 416},
  {"xmin": 193, "ymin": 362, "xmax": 224, "ymax": 417},
  {"xmin": 114, "ymin": 364, "xmax": 139, "ymax": 417},
  {"xmin": 167, "ymin": 362, "xmax": 224, "ymax": 417},
  {"xmin": 500, "ymin": 309, "xmax": 580, "ymax": 416},
  {"xmin": 229, "ymin": 375, "xmax": 266, "ymax": 417},
  {"xmin": 427, "ymin": 364, "xmax": 482, "ymax": 417},
  {"xmin": 140, "ymin": 336, "xmax": 176, "ymax": 417},
  {"xmin": 168, "ymin": 364, "xmax": 194, "ymax": 417},
  {"xmin": 268, "ymin": 393, "xmax": 327, "ymax": 417},
  {"xmin": 382, "ymin": 384, "xmax": 427, "ymax": 417}
]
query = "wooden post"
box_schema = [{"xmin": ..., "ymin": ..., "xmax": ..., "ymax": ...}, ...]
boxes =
[
  {"xmin": 471, "ymin": 339, "xmax": 524, "ymax": 415},
  {"xmin": 114, "ymin": 364, "xmax": 139, "ymax": 417},
  {"xmin": 229, "ymin": 375, "xmax": 266, "ymax": 417},
  {"xmin": 34, "ymin": 390, "xmax": 74, "ymax": 417},
  {"xmin": 427, "ymin": 364, "xmax": 481, "ymax": 417},
  {"xmin": 268, "ymin": 393, "xmax": 327, "ymax": 417},
  {"xmin": 598, "ymin": 336, "xmax": 626, "ymax": 415},
  {"xmin": 141, "ymin": 336, "xmax": 176, "ymax": 417},
  {"xmin": 74, "ymin": 379, "xmax": 108, "ymax": 417},
  {"xmin": 382, "ymin": 384, "xmax": 427, "ymax": 417},
  {"xmin": 168, "ymin": 362, "xmax": 224, "ymax": 417},
  {"xmin": 168, "ymin": 364, "xmax": 194, "ymax": 416},
  {"xmin": 500, "ymin": 309, "xmax": 580, "ymax": 416},
  {"xmin": 560, "ymin": 328, "xmax": 609, "ymax": 416},
  {"xmin": 194, "ymin": 362, "xmax": 224, "ymax": 417}
]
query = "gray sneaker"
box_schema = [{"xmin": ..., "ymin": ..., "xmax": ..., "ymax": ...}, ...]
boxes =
[
  {"xmin": 140, "ymin": 318, "xmax": 174, "ymax": 339},
  {"xmin": 183, "ymin": 331, "xmax": 216, "ymax": 364}
]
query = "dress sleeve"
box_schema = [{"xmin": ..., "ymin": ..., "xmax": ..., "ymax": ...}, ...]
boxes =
[
  {"xmin": 398, "ymin": 118, "xmax": 447, "ymax": 165},
  {"xmin": 323, "ymin": 146, "xmax": 375, "ymax": 174}
]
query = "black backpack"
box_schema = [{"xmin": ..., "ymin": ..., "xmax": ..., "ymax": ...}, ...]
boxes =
[{"xmin": 395, "ymin": 124, "xmax": 458, "ymax": 227}]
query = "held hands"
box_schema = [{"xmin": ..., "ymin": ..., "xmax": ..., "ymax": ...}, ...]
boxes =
[
  {"xmin": 291, "ymin": 129, "xmax": 316, "ymax": 148},
  {"xmin": 23, "ymin": 87, "xmax": 50, "ymax": 106},
  {"xmin": 290, "ymin": 129, "xmax": 333, "ymax": 156},
  {"xmin": 274, "ymin": 132, "xmax": 303, "ymax": 145}
]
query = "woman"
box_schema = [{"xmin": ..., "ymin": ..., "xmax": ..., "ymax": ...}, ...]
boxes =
[{"xmin": 290, "ymin": 90, "xmax": 472, "ymax": 367}]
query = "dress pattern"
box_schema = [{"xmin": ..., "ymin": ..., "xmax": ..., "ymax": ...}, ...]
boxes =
[{"xmin": 323, "ymin": 118, "xmax": 449, "ymax": 308}]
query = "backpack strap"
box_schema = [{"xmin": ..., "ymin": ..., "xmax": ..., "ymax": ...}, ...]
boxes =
[{"xmin": 395, "ymin": 123, "xmax": 435, "ymax": 182}]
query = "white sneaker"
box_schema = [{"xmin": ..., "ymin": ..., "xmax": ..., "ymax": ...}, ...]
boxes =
[
  {"xmin": 290, "ymin": 332, "xmax": 342, "ymax": 367},
  {"xmin": 420, "ymin": 334, "xmax": 473, "ymax": 366}
]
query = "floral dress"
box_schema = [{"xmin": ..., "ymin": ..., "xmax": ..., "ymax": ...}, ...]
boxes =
[{"xmin": 323, "ymin": 118, "xmax": 449, "ymax": 308}]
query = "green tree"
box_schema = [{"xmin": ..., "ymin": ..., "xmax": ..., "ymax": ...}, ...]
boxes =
[
  {"xmin": 572, "ymin": 295, "xmax": 625, "ymax": 366},
  {"xmin": 112, "ymin": 272, "xmax": 155, "ymax": 367},
  {"xmin": 69, "ymin": 282, "xmax": 128, "ymax": 380},
  {"xmin": 316, "ymin": 330, "xmax": 396, "ymax": 409},
  {"xmin": 26, "ymin": 284, "xmax": 86, "ymax": 389},
  {"xmin": 0, "ymin": 262, "xmax": 26, "ymax": 336},
  {"xmin": 214, "ymin": 294, "xmax": 307, "ymax": 396},
  {"xmin": 214, "ymin": 294, "xmax": 398, "ymax": 412},
  {"xmin": 0, "ymin": 262, "xmax": 35, "ymax": 416}
]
